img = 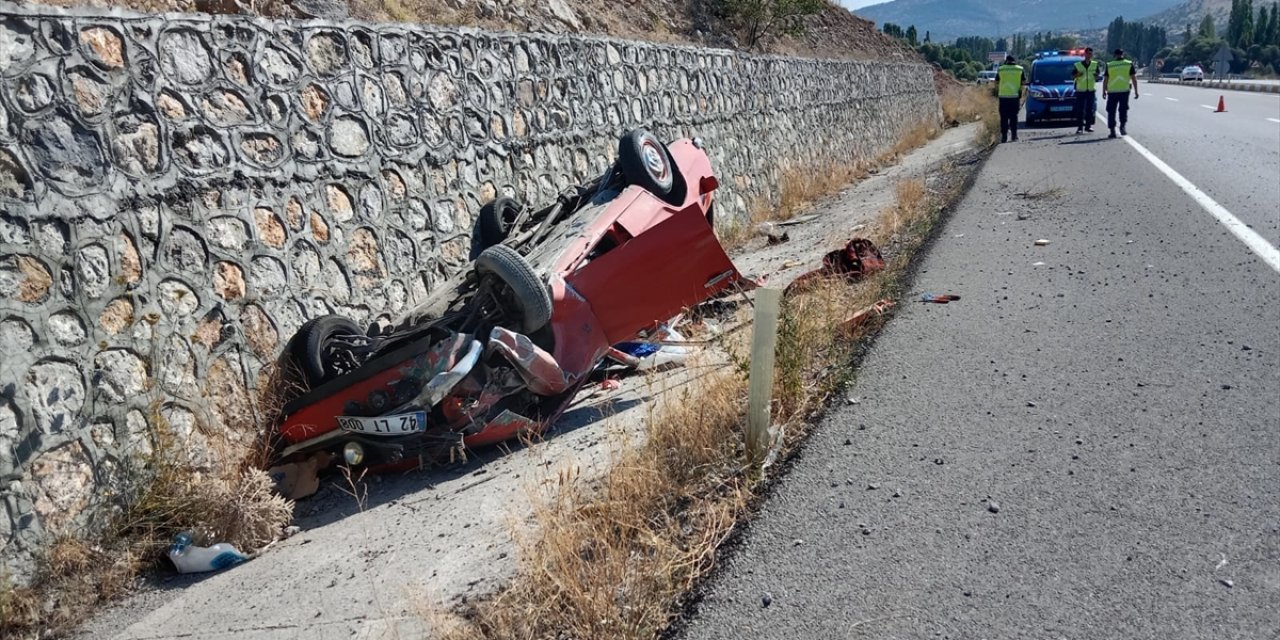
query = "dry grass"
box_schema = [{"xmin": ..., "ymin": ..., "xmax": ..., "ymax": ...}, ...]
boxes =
[
  {"xmin": 875, "ymin": 122, "xmax": 942, "ymax": 167},
  {"xmin": 440, "ymin": 362, "xmax": 750, "ymax": 639},
  {"xmin": 719, "ymin": 161, "xmax": 870, "ymax": 252},
  {"xmin": 866, "ymin": 178, "xmax": 928, "ymax": 243},
  {"xmin": 941, "ymin": 85, "xmax": 1000, "ymax": 147},
  {"xmin": 1, "ymin": 366, "xmax": 298, "ymax": 640},
  {"xmin": 433, "ymin": 142, "xmax": 956, "ymax": 640}
]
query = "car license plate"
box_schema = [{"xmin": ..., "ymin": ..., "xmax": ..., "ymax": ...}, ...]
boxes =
[
  {"xmin": 337, "ymin": 411, "xmax": 427, "ymax": 436},
  {"xmin": 1050, "ymin": 105, "xmax": 1073, "ymax": 112}
]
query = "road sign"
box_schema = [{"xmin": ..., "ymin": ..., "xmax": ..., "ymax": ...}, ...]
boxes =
[
  {"xmin": 988, "ymin": 51, "xmax": 1008, "ymax": 62},
  {"xmin": 1213, "ymin": 43, "xmax": 1234, "ymax": 80}
]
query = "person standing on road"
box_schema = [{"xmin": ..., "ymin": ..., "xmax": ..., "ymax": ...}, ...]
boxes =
[
  {"xmin": 1071, "ymin": 47, "xmax": 1100, "ymax": 134},
  {"xmin": 1103, "ymin": 48, "xmax": 1140, "ymax": 138},
  {"xmin": 997, "ymin": 55, "xmax": 1026, "ymax": 143}
]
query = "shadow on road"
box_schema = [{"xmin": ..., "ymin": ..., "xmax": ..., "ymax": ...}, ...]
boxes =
[{"xmin": 1059, "ymin": 138, "xmax": 1111, "ymax": 145}]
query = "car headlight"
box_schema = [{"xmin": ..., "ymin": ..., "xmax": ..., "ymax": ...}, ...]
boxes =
[
  {"xmin": 343, "ymin": 441, "xmax": 365, "ymax": 466},
  {"xmin": 1029, "ymin": 89, "xmax": 1047, "ymax": 98}
]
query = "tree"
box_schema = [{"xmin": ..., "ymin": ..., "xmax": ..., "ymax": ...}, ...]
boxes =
[
  {"xmin": 1256, "ymin": 5, "xmax": 1270, "ymax": 46},
  {"xmin": 1200, "ymin": 13, "xmax": 1217, "ymax": 38},
  {"xmin": 995, "ymin": 37, "xmax": 1008, "ymax": 52},
  {"xmin": 906, "ymin": 24, "xmax": 919, "ymax": 46},
  {"xmin": 1269, "ymin": 2, "xmax": 1280, "ymax": 45},
  {"xmin": 1240, "ymin": 0, "xmax": 1256, "ymax": 48},
  {"xmin": 924, "ymin": 30, "xmax": 931, "ymax": 43},
  {"xmin": 882, "ymin": 22, "xmax": 904, "ymax": 39},
  {"xmin": 1184, "ymin": 23, "xmax": 1194, "ymax": 44},
  {"xmin": 720, "ymin": 0, "xmax": 825, "ymax": 50}
]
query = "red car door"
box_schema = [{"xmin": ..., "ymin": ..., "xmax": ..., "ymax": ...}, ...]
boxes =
[{"xmin": 567, "ymin": 192, "xmax": 743, "ymax": 344}]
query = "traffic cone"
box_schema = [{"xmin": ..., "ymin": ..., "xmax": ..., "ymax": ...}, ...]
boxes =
[{"xmin": 1215, "ymin": 95, "xmax": 1227, "ymax": 112}]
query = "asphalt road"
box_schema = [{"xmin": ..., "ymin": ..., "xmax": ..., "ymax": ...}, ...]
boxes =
[
  {"xmin": 1101, "ymin": 82, "xmax": 1280, "ymax": 247},
  {"xmin": 677, "ymin": 124, "xmax": 1280, "ymax": 639}
]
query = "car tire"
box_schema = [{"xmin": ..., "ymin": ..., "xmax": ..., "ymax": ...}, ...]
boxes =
[
  {"xmin": 476, "ymin": 197, "xmax": 523, "ymax": 251},
  {"xmin": 286, "ymin": 315, "xmax": 363, "ymax": 388},
  {"xmin": 475, "ymin": 244, "xmax": 553, "ymax": 334},
  {"xmin": 617, "ymin": 128, "xmax": 678, "ymax": 203}
]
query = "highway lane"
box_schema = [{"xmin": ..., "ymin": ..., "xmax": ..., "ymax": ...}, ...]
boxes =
[
  {"xmin": 678, "ymin": 118, "xmax": 1280, "ymax": 639},
  {"xmin": 1103, "ymin": 81, "xmax": 1280, "ymax": 248}
]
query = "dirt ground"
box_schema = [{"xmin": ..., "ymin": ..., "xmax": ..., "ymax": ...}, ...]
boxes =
[{"xmin": 70, "ymin": 123, "xmax": 981, "ymax": 640}]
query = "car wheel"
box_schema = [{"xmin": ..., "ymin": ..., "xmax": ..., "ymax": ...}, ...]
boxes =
[
  {"xmin": 617, "ymin": 128, "xmax": 677, "ymax": 202},
  {"xmin": 476, "ymin": 197, "xmax": 523, "ymax": 251},
  {"xmin": 475, "ymin": 244, "xmax": 553, "ymax": 334},
  {"xmin": 286, "ymin": 315, "xmax": 364, "ymax": 388}
]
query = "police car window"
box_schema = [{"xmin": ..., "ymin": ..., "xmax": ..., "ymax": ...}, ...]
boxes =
[{"xmin": 1033, "ymin": 63, "xmax": 1074, "ymax": 85}]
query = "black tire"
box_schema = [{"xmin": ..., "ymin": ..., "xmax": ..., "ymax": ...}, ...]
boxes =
[
  {"xmin": 286, "ymin": 315, "xmax": 363, "ymax": 388},
  {"xmin": 475, "ymin": 244, "xmax": 552, "ymax": 334},
  {"xmin": 617, "ymin": 128, "xmax": 677, "ymax": 201},
  {"xmin": 477, "ymin": 197, "xmax": 523, "ymax": 251}
]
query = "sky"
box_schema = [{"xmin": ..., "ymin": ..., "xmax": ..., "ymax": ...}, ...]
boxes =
[{"xmin": 838, "ymin": 0, "xmax": 888, "ymax": 9}]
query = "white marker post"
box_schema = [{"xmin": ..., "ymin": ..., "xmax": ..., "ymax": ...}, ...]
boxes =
[{"xmin": 746, "ymin": 288, "xmax": 782, "ymax": 464}]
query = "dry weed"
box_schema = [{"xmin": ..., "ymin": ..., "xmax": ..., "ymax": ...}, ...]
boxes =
[
  {"xmin": 443, "ymin": 366, "xmax": 750, "ymax": 640},
  {"xmin": 3, "ymin": 364, "xmax": 297, "ymax": 639},
  {"xmin": 941, "ymin": 85, "xmax": 1000, "ymax": 147}
]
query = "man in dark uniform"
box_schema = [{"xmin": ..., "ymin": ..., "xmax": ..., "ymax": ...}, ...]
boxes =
[{"xmin": 996, "ymin": 54, "xmax": 1026, "ymax": 143}]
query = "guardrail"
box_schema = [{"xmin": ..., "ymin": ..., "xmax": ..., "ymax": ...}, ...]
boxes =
[{"xmin": 1149, "ymin": 76, "xmax": 1280, "ymax": 94}]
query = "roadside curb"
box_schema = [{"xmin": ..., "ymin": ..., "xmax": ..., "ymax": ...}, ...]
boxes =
[{"xmin": 1149, "ymin": 78, "xmax": 1280, "ymax": 94}]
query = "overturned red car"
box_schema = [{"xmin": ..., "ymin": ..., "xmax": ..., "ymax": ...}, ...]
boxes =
[{"xmin": 269, "ymin": 129, "xmax": 752, "ymax": 476}]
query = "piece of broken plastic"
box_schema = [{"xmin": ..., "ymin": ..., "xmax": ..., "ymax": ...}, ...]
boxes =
[{"xmin": 168, "ymin": 532, "xmax": 248, "ymax": 574}]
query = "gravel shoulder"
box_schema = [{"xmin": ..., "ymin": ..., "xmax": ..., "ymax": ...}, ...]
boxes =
[{"xmin": 677, "ymin": 125, "xmax": 1280, "ymax": 640}]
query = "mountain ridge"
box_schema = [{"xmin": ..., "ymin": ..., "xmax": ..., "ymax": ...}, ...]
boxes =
[{"xmin": 851, "ymin": 0, "xmax": 1182, "ymax": 41}]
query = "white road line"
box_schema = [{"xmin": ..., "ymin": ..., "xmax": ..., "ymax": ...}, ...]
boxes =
[
  {"xmin": 1200, "ymin": 104, "xmax": 1216, "ymax": 110},
  {"xmin": 1165, "ymin": 97, "xmax": 1179, "ymax": 102},
  {"xmin": 1268, "ymin": 117, "xmax": 1280, "ymax": 123},
  {"xmin": 1095, "ymin": 111, "xmax": 1280, "ymax": 274}
]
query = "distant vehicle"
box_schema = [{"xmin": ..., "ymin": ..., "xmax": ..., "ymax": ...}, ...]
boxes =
[
  {"xmin": 976, "ymin": 70, "xmax": 997, "ymax": 85},
  {"xmin": 1181, "ymin": 65, "xmax": 1205, "ymax": 81},
  {"xmin": 1025, "ymin": 49, "xmax": 1099, "ymax": 127}
]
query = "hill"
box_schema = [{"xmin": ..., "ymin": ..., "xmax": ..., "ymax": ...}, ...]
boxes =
[
  {"xmin": 851, "ymin": 0, "xmax": 1181, "ymax": 41},
  {"xmin": 1139, "ymin": 0, "xmax": 1233, "ymax": 32}
]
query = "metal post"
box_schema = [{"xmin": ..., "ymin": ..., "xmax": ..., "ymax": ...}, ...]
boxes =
[{"xmin": 745, "ymin": 288, "xmax": 781, "ymax": 463}]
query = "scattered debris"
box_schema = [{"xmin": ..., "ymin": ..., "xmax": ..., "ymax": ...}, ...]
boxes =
[
  {"xmin": 778, "ymin": 214, "xmax": 819, "ymax": 226},
  {"xmin": 761, "ymin": 593, "xmax": 773, "ymax": 608},
  {"xmin": 785, "ymin": 238, "xmax": 885, "ymax": 296},
  {"xmin": 1017, "ymin": 213, "xmax": 1030, "ymax": 221},
  {"xmin": 168, "ymin": 532, "xmax": 249, "ymax": 574},
  {"xmin": 1220, "ymin": 579, "xmax": 1234, "ymax": 588},
  {"xmin": 1027, "ymin": 401, "xmax": 1037, "ymax": 407},
  {"xmin": 600, "ymin": 378, "xmax": 622, "ymax": 391},
  {"xmin": 919, "ymin": 292, "xmax": 960, "ymax": 304},
  {"xmin": 839, "ymin": 299, "xmax": 895, "ymax": 333},
  {"xmin": 1033, "ymin": 261, "xmax": 1046, "ymax": 266},
  {"xmin": 268, "ymin": 451, "xmax": 333, "ymax": 500},
  {"xmin": 987, "ymin": 500, "xmax": 1001, "ymax": 514},
  {"xmin": 1034, "ymin": 239, "xmax": 1051, "ymax": 246},
  {"xmin": 767, "ymin": 231, "xmax": 791, "ymax": 245}
]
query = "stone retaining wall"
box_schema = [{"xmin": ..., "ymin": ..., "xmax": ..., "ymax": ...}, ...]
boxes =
[{"xmin": 0, "ymin": 1, "xmax": 939, "ymax": 579}]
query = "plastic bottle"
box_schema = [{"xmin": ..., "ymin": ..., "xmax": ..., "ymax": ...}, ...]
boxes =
[{"xmin": 168, "ymin": 532, "xmax": 248, "ymax": 574}]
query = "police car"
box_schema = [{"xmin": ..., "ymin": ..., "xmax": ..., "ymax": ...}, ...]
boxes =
[{"xmin": 1025, "ymin": 49, "xmax": 1101, "ymax": 126}]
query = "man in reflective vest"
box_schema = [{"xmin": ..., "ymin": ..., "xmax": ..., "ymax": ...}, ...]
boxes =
[
  {"xmin": 997, "ymin": 55, "xmax": 1026, "ymax": 143},
  {"xmin": 1103, "ymin": 48, "xmax": 1140, "ymax": 138},
  {"xmin": 1071, "ymin": 47, "xmax": 1100, "ymax": 134}
]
